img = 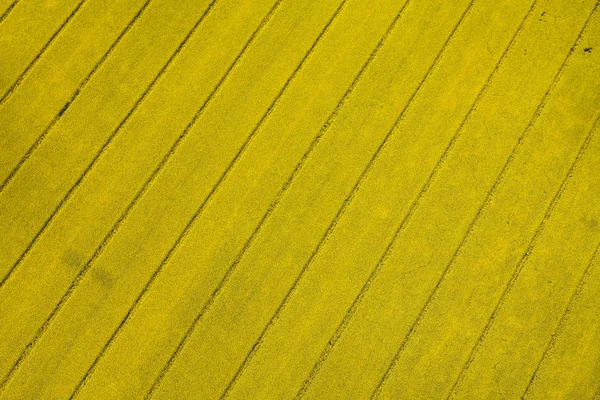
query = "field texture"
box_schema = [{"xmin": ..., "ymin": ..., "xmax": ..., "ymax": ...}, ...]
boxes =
[{"xmin": 0, "ymin": 0, "xmax": 599, "ymax": 398}]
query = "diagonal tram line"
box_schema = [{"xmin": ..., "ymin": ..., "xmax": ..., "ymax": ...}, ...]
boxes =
[
  {"xmin": 216, "ymin": 0, "xmax": 478, "ymax": 398},
  {"xmin": 521, "ymin": 237, "xmax": 600, "ymax": 399},
  {"xmin": 446, "ymin": 110, "xmax": 600, "ymax": 399},
  {"xmin": 64, "ymin": 0, "xmax": 293, "ymax": 395},
  {"xmin": 0, "ymin": 0, "xmax": 85, "ymax": 105},
  {"xmin": 0, "ymin": 0, "xmax": 219, "ymax": 289},
  {"xmin": 369, "ymin": 4, "xmax": 599, "ymax": 398},
  {"xmin": 0, "ymin": 0, "xmax": 153, "ymax": 194},
  {"xmin": 295, "ymin": 0, "xmax": 538, "ymax": 397},
  {"xmin": 0, "ymin": 0, "xmax": 225, "ymax": 392},
  {"xmin": 0, "ymin": 0, "xmax": 18, "ymax": 25}
]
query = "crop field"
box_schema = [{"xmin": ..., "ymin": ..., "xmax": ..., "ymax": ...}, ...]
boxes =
[{"xmin": 0, "ymin": 0, "xmax": 599, "ymax": 398}]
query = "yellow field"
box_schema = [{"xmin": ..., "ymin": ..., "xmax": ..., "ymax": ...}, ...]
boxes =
[{"xmin": 0, "ymin": 0, "xmax": 599, "ymax": 398}]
